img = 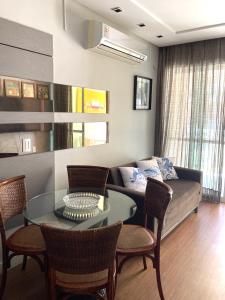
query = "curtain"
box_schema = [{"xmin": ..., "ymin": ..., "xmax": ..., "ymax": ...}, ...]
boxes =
[{"xmin": 155, "ymin": 38, "xmax": 225, "ymax": 202}]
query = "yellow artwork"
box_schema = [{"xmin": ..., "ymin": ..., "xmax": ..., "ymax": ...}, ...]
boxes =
[
  {"xmin": 72, "ymin": 87, "xmax": 82, "ymax": 113},
  {"xmin": 83, "ymin": 88, "xmax": 107, "ymax": 114}
]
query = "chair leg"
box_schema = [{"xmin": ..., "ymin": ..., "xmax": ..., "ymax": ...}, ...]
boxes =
[
  {"xmin": 106, "ymin": 284, "xmax": 114, "ymax": 300},
  {"xmin": 22, "ymin": 255, "xmax": 27, "ymax": 271},
  {"xmin": 116, "ymin": 254, "xmax": 119, "ymax": 273},
  {"xmin": 30, "ymin": 255, "xmax": 45, "ymax": 272},
  {"xmin": 49, "ymin": 282, "xmax": 57, "ymax": 300},
  {"xmin": 142, "ymin": 256, "xmax": 147, "ymax": 270},
  {"xmin": 0, "ymin": 250, "xmax": 9, "ymax": 299},
  {"xmin": 61, "ymin": 294, "xmax": 72, "ymax": 300},
  {"xmin": 48, "ymin": 269, "xmax": 57, "ymax": 300},
  {"xmin": 113, "ymin": 275, "xmax": 117, "ymax": 299},
  {"xmin": 117, "ymin": 256, "xmax": 134, "ymax": 273},
  {"xmin": 115, "ymin": 271, "xmax": 118, "ymax": 292},
  {"xmin": 155, "ymin": 258, "xmax": 165, "ymax": 300},
  {"xmin": 115, "ymin": 254, "xmax": 119, "ymax": 288}
]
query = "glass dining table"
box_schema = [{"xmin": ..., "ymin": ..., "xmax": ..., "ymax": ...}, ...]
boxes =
[{"xmin": 24, "ymin": 188, "xmax": 137, "ymax": 230}]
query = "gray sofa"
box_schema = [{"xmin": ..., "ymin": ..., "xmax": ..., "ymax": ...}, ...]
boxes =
[{"xmin": 107, "ymin": 159, "xmax": 202, "ymax": 238}]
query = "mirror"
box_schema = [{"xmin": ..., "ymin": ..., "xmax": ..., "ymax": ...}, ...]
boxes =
[
  {"xmin": 0, "ymin": 75, "xmax": 109, "ymax": 113},
  {"xmin": 0, "ymin": 75, "xmax": 53, "ymax": 112},
  {"xmin": 54, "ymin": 84, "xmax": 108, "ymax": 113},
  {"xmin": 0, "ymin": 122, "xmax": 109, "ymax": 158}
]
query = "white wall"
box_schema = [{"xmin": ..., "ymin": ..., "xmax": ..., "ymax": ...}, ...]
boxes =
[{"xmin": 0, "ymin": 0, "xmax": 158, "ymax": 189}]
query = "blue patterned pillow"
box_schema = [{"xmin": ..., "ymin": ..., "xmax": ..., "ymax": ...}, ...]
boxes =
[
  {"xmin": 137, "ymin": 159, "xmax": 163, "ymax": 182},
  {"xmin": 153, "ymin": 156, "xmax": 179, "ymax": 180},
  {"xmin": 119, "ymin": 167, "xmax": 147, "ymax": 192}
]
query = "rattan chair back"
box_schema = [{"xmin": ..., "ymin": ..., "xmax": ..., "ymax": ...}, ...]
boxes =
[
  {"xmin": 144, "ymin": 177, "xmax": 172, "ymax": 241},
  {"xmin": 0, "ymin": 175, "xmax": 26, "ymax": 225},
  {"xmin": 145, "ymin": 177, "xmax": 172, "ymax": 222},
  {"xmin": 67, "ymin": 165, "xmax": 109, "ymax": 195},
  {"xmin": 41, "ymin": 221, "xmax": 122, "ymax": 274}
]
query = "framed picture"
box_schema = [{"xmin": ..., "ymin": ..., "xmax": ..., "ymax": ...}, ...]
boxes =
[
  {"xmin": 37, "ymin": 84, "xmax": 49, "ymax": 100},
  {"xmin": 133, "ymin": 75, "xmax": 152, "ymax": 110},
  {"xmin": 83, "ymin": 88, "xmax": 108, "ymax": 114},
  {"xmin": 22, "ymin": 82, "xmax": 35, "ymax": 99},
  {"xmin": 4, "ymin": 79, "xmax": 21, "ymax": 98}
]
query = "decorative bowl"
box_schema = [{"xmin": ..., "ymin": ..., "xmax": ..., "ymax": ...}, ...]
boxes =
[
  {"xmin": 63, "ymin": 192, "xmax": 100, "ymax": 210},
  {"xmin": 60, "ymin": 192, "xmax": 101, "ymax": 221}
]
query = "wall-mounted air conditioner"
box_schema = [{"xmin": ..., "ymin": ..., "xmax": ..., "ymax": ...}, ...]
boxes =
[{"xmin": 86, "ymin": 20, "xmax": 148, "ymax": 64}]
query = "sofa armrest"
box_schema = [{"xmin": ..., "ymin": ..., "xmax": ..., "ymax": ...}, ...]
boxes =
[{"xmin": 174, "ymin": 166, "xmax": 202, "ymax": 184}]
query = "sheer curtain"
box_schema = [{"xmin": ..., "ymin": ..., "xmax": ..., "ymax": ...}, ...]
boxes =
[{"xmin": 155, "ymin": 38, "xmax": 225, "ymax": 202}]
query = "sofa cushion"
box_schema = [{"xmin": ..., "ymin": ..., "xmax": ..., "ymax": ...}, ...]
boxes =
[
  {"xmin": 136, "ymin": 159, "xmax": 163, "ymax": 182},
  {"xmin": 109, "ymin": 162, "xmax": 137, "ymax": 186},
  {"xmin": 153, "ymin": 156, "xmax": 178, "ymax": 180},
  {"xmin": 166, "ymin": 179, "xmax": 200, "ymax": 200},
  {"xmin": 119, "ymin": 167, "xmax": 147, "ymax": 193}
]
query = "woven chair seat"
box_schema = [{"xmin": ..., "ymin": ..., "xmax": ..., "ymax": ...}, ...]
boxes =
[
  {"xmin": 6, "ymin": 224, "xmax": 45, "ymax": 253},
  {"xmin": 55, "ymin": 269, "xmax": 109, "ymax": 290},
  {"xmin": 117, "ymin": 225, "xmax": 156, "ymax": 253}
]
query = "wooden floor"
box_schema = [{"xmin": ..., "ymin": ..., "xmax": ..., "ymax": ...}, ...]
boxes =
[{"xmin": 3, "ymin": 201, "xmax": 225, "ymax": 300}]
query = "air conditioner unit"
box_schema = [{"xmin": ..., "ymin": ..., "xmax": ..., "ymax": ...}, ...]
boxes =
[{"xmin": 86, "ymin": 20, "xmax": 148, "ymax": 64}]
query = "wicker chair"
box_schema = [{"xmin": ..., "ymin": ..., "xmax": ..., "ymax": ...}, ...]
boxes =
[
  {"xmin": 0, "ymin": 175, "xmax": 46, "ymax": 298},
  {"xmin": 67, "ymin": 165, "xmax": 109, "ymax": 195},
  {"xmin": 41, "ymin": 221, "xmax": 122, "ymax": 300},
  {"xmin": 116, "ymin": 177, "xmax": 173, "ymax": 300}
]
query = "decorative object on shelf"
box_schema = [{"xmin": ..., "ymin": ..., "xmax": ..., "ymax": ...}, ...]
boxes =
[
  {"xmin": 133, "ymin": 75, "xmax": 152, "ymax": 110},
  {"xmin": 37, "ymin": 84, "xmax": 49, "ymax": 100},
  {"xmin": 22, "ymin": 82, "xmax": 35, "ymax": 99},
  {"xmin": 55, "ymin": 192, "xmax": 102, "ymax": 221},
  {"xmin": 4, "ymin": 79, "xmax": 21, "ymax": 98}
]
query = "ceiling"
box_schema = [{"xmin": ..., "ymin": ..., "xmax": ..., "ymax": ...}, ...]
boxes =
[{"xmin": 75, "ymin": 0, "xmax": 225, "ymax": 47}]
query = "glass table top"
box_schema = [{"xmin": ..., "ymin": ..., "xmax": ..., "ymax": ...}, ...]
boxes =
[{"xmin": 24, "ymin": 189, "xmax": 136, "ymax": 230}]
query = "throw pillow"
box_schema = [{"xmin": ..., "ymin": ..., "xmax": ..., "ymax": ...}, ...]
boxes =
[
  {"xmin": 152, "ymin": 156, "xmax": 179, "ymax": 180},
  {"xmin": 119, "ymin": 167, "xmax": 147, "ymax": 193},
  {"xmin": 136, "ymin": 159, "xmax": 163, "ymax": 182}
]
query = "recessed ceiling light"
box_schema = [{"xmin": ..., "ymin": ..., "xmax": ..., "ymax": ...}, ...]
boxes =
[
  {"xmin": 157, "ymin": 35, "xmax": 163, "ymax": 38},
  {"xmin": 137, "ymin": 23, "xmax": 146, "ymax": 27},
  {"xmin": 111, "ymin": 7, "xmax": 122, "ymax": 13}
]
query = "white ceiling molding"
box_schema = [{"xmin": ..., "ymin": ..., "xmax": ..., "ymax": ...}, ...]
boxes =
[
  {"xmin": 75, "ymin": 0, "xmax": 225, "ymax": 47},
  {"xmin": 176, "ymin": 23, "xmax": 225, "ymax": 34},
  {"xmin": 129, "ymin": 0, "xmax": 175, "ymax": 33}
]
